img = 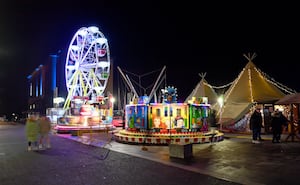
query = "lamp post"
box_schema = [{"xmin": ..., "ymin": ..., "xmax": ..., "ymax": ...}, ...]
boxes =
[
  {"xmin": 217, "ymin": 96, "xmax": 224, "ymax": 131},
  {"xmin": 109, "ymin": 96, "xmax": 115, "ymax": 121}
]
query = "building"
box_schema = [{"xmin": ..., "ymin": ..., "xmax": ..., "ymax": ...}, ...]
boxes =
[
  {"xmin": 27, "ymin": 53, "xmax": 113, "ymax": 116},
  {"xmin": 27, "ymin": 54, "xmax": 65, "ymax": 115}
]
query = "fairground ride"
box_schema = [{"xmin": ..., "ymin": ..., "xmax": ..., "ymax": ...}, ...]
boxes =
[
  {"xmin": 114, "ymin": 66, "xmax": 224, "ymax": 145},
  {"xmin": 54, "ymin": 26, "xmax": 114, "ymax": 133}
]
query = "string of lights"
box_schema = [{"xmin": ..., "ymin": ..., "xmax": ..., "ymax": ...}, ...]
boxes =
[{"xmin": 255, "ymin": 67, "xmax": 297, "ymax": 94}]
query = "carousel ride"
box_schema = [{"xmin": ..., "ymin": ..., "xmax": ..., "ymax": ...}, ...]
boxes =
[
  {"xmin": 113, "ymin": 67, "xmax": 224, "ymax": 145},
  {"xmin": 53, "ymin": 26, "xmax": 114, "ymax": 133}
]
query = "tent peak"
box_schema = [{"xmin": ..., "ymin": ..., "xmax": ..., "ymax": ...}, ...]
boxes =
[
  {"xmin": 243, "ymin": 52, "xmax": 257, "ymax": 62},
  {"xmin": 198, "ymin": 72, "xmax": 207, "ymax": 79}
]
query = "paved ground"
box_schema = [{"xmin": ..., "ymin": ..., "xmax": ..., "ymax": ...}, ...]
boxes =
[
  {"xmin": 0, "ymin": 124, "xmax": 240, "ymax": 185},
  {"xmin": 2, "ymin": 123, "xmax": 300, "ymax": 185},
  {"xmin": 58, "ymin": 128, "xmax": 300, "ymax": 185}
]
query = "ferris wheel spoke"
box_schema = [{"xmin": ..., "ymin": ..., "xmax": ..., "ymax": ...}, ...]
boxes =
[
  {"xmin": 80, "ymin": 71, "xmax": 94, "ymax": 96},
  {"xmin": 66, "ymin": 70, "xmax": 77, "ymax": 86},
  {"xmin": 80, "ymin": 44, "xmax": 94, "ymax": 64}
]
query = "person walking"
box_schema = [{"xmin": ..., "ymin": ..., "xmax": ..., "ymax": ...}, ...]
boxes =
[
  {"xmin": 249, "ymin": 106, "xmax": 263, "ymax": 144},
  {"xmin": 38, "ymin": 115, "xmax": 52, "ymax": 149},
  {"xmin": 270, "ymin": 110, "xmax": 288, "ymax": 143},
  {"xmin": 25, "ymin": 114, "xmax": 40, "ymax": 151}
]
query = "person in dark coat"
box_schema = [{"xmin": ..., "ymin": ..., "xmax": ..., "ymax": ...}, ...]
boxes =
[
  {"xmin": 249, "ymin": 107, "xmax": 263, "ymax": 143},
  {"xmin": 270, "ymin": 110, "xmax": 288, "ymax": 143}
]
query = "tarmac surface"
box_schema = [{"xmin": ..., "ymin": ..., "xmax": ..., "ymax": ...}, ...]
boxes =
[
  {"xmin": 58, "ymin": 128, "xmax": 300, "ymax": 185},
  {"xmin": 1, "ymin": 122, "xmax": 300, "ymax": 185},
  {"xmin": 1, "ymin": 123, "xmax": 240, "ymax": 185}
]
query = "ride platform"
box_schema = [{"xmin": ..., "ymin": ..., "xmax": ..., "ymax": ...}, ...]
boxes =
[{"xmin": 114, "ymin": 129, "xmax": 224, "ymax": 145}]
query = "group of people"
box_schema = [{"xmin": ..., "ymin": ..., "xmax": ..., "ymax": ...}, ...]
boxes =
[
  {"xmin": 250, "ymin": 107, "xmax": 288, "ymax": 144},
  {"xmin": 25, "ymin": 114, "xmax": 52, "ymax": 151}
]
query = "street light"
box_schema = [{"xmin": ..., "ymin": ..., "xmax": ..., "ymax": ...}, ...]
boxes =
[{"xmin": 217, "ymin": 96, "xmax": 224, "ymax": 131}]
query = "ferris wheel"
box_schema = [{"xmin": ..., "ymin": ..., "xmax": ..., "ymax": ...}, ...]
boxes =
[{"xmin": 64, "ymin": 26, "xmax": 110, "ymax": 108}]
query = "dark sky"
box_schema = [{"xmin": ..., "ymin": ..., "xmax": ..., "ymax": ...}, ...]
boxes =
[{"xmin": 0, "ymin": 1, "xmax": 299, "ymax": 116}]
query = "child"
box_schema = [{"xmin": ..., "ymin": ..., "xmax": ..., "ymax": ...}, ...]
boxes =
[
  {"xmin": 25, "ymin": 114, "xmax": 40, "ymax": 151},
  {"xmin": 38, "ymin": 116, "xmax": 52, "ymax": 149}
]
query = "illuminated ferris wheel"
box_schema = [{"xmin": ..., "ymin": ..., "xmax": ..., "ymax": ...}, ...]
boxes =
[{"xmin": 64, "ymin": 26, "xmax": 110, "ymax": 108}]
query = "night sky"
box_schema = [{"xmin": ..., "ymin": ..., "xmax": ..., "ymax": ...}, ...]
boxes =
[{"xmin": 0, "ymin": 1, "xmax": 299, "ymax": 116}]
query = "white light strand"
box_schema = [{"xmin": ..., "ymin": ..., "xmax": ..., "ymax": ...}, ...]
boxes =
[
  {"xmin": 206, "ymin": 81, "xmax": 234, "ymax": 89},
  {"xmin": 213, "ymin": 67, "xmax": 245, "ymax": 116},
  {"xmin": 248, "ymin": 68, "xmax": 254, "ymax": 102},
  {"xmin": 223, "ymin": 67, "xmax": 246, "ymax": 103},
  {"xmin": 255, "ymin": 67, "xmax": 297, "ymax": 94}
]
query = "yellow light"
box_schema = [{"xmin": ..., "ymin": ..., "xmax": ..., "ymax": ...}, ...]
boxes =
[
  {"xmin": 217, "ymin": 96, "xmax": 224, "ymax": 107},
  {"xmin": 53, "ymin": 97, "xmax": 65, "ymax": 104},
  {"xmin": 110, "ymin": 97, "xmax": 115, "ymax": 103}
]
